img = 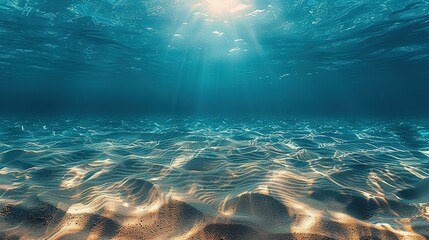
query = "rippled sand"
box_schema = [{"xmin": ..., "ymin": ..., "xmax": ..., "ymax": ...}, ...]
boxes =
[{"xmin": 0, "ymin": 118, "xmax": 428, "ymax": 239}]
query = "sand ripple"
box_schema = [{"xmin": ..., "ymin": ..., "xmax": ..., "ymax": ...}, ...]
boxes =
[{"xmin": 0, "ymin": 118, "xmax": 428, "ymax": 239}]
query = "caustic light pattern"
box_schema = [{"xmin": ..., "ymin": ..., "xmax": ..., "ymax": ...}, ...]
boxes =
[{"xmin": 1, "ymin": 119, "xmax": 429, "ymax": 239}]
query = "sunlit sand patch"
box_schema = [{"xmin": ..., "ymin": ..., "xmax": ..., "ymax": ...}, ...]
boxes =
[
  {"xmin": 170, "ymin": 154, "xmax": 194, "ymax": 168},
  {"xmin": 375, "ymin": 222, "xmax": 425, "ymax": 240},
  {"xmin": 0, "ymin": 184, "xmax": 20, "ymax": 192},
  {"xmin": 323, "ymin": 212, "xmax": 422, "ymax": 240},
  {"xmin": 290, "ymin": 213, "xmax": 321, "ymax": 234},
  {"xmin": 291, "ymin": 149, "xmax": 319, "ymax": 160},
  {"xmin": 254, "ymin": 185, "xmax": 270, "ymax": 195},
  {"xmin": 46, "ymin": 215, "xmax": 87, "ymax": 240},
  {"xmin": 378, "ymin": 171, "xmax": 402, "ymax": 189},
  {"xmin": 1, "ymin": 119, "xmax": 429, "ymax": 239},
  {"xmin": 218, "ymin": 195, "xmax": 234, "ymax": 216},
  {"xmin": 367, "ymin": 172, "xmax": 387, "ymax": 195},
  {"xmin": 88, "ymin": 159, "xmax": 114, "ymax": 167},
  {"xmin": 420, "ymin": 150, "xmax": 429, "ymax": 157},
  {"xmin": 61, "ymin": 167, "xmax": 91, "ymax": 188},
  {"xmin": 0, "ymin": 167, "xmax": 21, "ymax": 175},
  {"xmin": 285, "ymin": 141, "xmax": 299, "ymax": 150},
  {"xmin": 266, "ymin": 169, "xmax": 316, "ymax": 196},
  {"xmin": 60, "ymin": 159, "xmax": 114, "ymax": 189},
  {"xmin": 402, "ymin": 164, "xmax": 429, "ymax": 179}
]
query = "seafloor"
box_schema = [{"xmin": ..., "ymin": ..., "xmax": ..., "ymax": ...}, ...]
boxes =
[{"xmin": 0, "ymin": 118, "xmax": 428, "ymax": 239}]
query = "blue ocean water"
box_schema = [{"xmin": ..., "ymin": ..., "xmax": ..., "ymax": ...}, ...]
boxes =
[
  {"xmin": 1, "ymin": 0, "xmax": 429, "ymax": 239},
  {"xmin": 0, "ymin": 0, "xmax": 428, "ymax": 116}
]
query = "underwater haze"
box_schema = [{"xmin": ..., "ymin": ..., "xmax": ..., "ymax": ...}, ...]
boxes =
[
  {"xmin": 1, "ymin": 0, "xmax": 429, "ymax": 240},
  {"xmin": 0, "ymin": 0, "xmax": 428, "ymax": 116}
]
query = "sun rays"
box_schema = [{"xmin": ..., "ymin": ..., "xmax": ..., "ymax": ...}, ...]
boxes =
[
  {"xmin": 163, "ymin": 0, "xmax": 268, "ymax": 113},
  {"xmin": 204, "ymin": 0, "xmax": 251, "ymax": 18}
]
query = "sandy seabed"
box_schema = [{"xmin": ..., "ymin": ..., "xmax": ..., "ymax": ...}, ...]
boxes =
[{"xmin": 1, "ymin": 119, "xmax": 429, "ymax": 239}]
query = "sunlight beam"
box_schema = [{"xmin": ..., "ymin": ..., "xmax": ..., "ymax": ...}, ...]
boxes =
[{"xmin": 205, "ymin": 0, "xmax": 250, "ymax": 17}]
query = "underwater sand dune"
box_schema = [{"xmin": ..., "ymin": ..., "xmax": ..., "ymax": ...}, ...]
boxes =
[{"xmin": 1, "ymin": 119, "xmax": 429, "ymax": 239}]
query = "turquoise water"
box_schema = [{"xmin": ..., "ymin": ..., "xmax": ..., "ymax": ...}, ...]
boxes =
[
  {"xmin": 0, "ymin": 0, "xmax": 428, "ymax": 116},
  {"xmin": 1, "ymin": 119, "xmax": 429, "ymax": 239},
  {"xmin": 1, "ymin": 0, "xmax": 429, "ymax": 239}
]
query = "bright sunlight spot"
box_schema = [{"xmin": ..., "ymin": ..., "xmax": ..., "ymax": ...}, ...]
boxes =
[{"xmin": 204, "ymin": 0, "xmax": 250, "ymax": 17}]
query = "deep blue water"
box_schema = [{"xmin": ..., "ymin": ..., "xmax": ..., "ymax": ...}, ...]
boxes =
[
  {"xmin": 1, "ymin": 1, "xmax": 429, "ymax": 239},
  {"xmin": 0, "ymin": 0, "xmax": 428, "ymax": 116}
]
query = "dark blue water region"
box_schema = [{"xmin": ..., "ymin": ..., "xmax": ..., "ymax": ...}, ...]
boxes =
[{"xmin": 1, "ymin": 0, "xmax": 429, "ymax": 117}]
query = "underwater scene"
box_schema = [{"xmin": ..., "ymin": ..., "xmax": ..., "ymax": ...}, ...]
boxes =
[{"xmin": 1, "ymin": 0, "xmax": 429, "ymax": 239}]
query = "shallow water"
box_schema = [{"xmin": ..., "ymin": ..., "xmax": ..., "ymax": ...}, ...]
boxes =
[
  {"xmin": 1, "ymin": 118, "xmax": 429, "ymax": 239},
  {"xmin": 1, "ymin": 0, "xmax": 429, "ymax": 239}
]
